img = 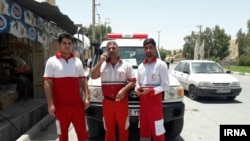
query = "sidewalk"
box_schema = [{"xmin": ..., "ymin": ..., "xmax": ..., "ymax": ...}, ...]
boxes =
[
  {"xmin": 230, "ymin": 71, "xmax": 250, "ymax": 76},
  {"xmin": 14, "ymin": 101, "xmax": 102, "ymax": 141},
  {"xmin": 0, "ymin": 99, "xmax": 47, "ymax": 141},
  {"xmin": 16, "ymin": 114, "xmax": 57, "ymax": 141},
  {"xmin": 17, "ymin": 114, "xmax": 82, "ymax": 141}
]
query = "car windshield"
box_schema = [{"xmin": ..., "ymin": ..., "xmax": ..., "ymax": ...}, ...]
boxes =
[
  {"xmin": 102, "ymin": 46, "xmax": 158, "ymax": 68},
  {"xmin": 191, "ymin": 62, "xmax": 225, "ymax": 74}
]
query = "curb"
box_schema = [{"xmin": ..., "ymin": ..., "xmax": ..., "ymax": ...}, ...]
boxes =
[
  {"xmin": 230, "ymin": 71, "xmax": 250, "ymax": 76},
  {"xmin": 16, "ymin": 114, "xmax": 55, "ymax": 141}
]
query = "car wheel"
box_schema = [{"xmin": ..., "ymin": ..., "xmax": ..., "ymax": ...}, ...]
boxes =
[
  {"xmin": 226, "ymin": 96, "xmax": 236, "ymax": 100},
  {"xmin": 87, "ymin": 118, "xmax": 104, "ymax": 139},
  {"xmin": 164, "ymin": 118, "xmax": 184, "ymax": 138},
  {"xmin": 189, "ymin": 85, "xmax": 199, "ymax": 100}
]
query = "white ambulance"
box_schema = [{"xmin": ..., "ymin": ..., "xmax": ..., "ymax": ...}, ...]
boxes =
[{"xmin": 86, "ymin": 33, "xmax": 185, "ymax": 139}]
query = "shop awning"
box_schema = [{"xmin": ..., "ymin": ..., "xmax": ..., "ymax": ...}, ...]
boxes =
[{"xmin": 13, "ymin": 0, "xmax": 77, "ymax": 35}]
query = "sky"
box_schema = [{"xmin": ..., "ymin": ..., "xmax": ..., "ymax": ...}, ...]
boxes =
[{"xmin": 43, "ymin": 0, "xmax": 250, "ymax": 50}]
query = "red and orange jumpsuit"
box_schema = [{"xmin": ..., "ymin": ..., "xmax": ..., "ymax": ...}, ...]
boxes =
[
  {"xmin": 136, "ymin": 56, "xmax": 170, "ymax": 141},
  {"xmin": 100, "ymin": 58, "xmax": 135, "ymax": 141}
]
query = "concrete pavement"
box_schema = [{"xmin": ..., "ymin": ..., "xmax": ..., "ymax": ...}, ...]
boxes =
[
  {"xmin": 0, "ymin": 99, "xmax": 47, "ymax": 141},
  {"xmin": 17, "ymin": 114, "xmax": 81, "ymax": 141},
  {"xmin": 229, "ymin": 71, "xmax": 250, "ymax": 76},
  {"xmin": 16, "ymin": 114, "xmax": 56, "ymax": 141}
]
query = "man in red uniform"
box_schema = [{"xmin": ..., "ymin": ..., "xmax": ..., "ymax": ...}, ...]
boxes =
[
  {"xmin": 91, "ymin": 41, "xmax": 136, "ymax": 141},
  {"xmin": 135, "ymin": 38, "xmax": 169, "ymax": 141},
  {"xmin": 43, "ymin": 33, "xmax": 90, "ymax": 141}
]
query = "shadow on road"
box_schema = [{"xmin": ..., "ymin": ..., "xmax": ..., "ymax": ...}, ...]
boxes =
[
  {"xmin": 168, "ymin": 136, "xmax": 184, "ymax": 141},
  {"xmin": 89, "ymin": 135, "xmax": 184, "ymax": 141},
  {"xmin": 32, "ymin": 120, "xmax": 185, "ymax": 141},
  {"xmin": 184, "ymin": 92, "xmax": 242, "ymax": 104},
  {"xmin": 196, "ymin": 97, "xmax": 242, "ymax": 104}
]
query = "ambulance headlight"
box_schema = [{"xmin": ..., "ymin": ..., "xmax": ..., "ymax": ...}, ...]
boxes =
[
  {"xmin": 89, "ymin": 86, "xmax": 103, "ymax": 102},
  {"xmin": 164, "ymin": 86, "xmax": 184, "ymax": 100}
]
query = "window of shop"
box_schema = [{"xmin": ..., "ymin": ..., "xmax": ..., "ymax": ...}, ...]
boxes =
[{"xmin": 0, "ymin": 33, "xmax": 33, "ymax": 110}]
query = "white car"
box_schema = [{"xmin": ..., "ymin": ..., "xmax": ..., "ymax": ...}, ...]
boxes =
[{"xmin": 171, "ymin": 60, "xmax": 242, "ymax": 100}]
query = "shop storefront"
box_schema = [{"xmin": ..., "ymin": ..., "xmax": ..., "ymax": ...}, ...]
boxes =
[{"xmin": 0, "ymin": 0, "xmax": 79, "ymax": 110}]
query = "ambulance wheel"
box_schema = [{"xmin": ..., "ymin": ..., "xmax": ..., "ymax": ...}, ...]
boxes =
[
  {"xmin": 87, "ymin": 118, "xmax": 104, "ymax": 139},
  {"xmin": 164, "ymin": 118, "xmax": 184, "ymax": 138}
]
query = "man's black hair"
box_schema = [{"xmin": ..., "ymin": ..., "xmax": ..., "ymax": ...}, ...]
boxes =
[
  {"xmin": 143, "ymin": 38, "xmax": 156, "ymax": 47},
  {"xmin": 58, "ymin": 33, "xmax": 74, "ymax": 43}
]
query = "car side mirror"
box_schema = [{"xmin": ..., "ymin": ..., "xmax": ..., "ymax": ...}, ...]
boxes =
[{"xmin": 87, "ymin": 58, "xmax": 92, "ymax": 68}]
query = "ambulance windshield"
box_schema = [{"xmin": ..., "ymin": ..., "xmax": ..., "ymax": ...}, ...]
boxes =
[
  {"xmin": 101, "ymin": 46, "xmax": 160, "ymax": 68},
  {"xmin": 101, "ymin": 47, "xmax": 144, "ymax": 68}
]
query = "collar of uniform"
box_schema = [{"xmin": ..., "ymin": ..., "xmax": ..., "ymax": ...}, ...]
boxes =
[
  {"xmin": 55, "ymin": 51, "xmax": 75, "ymax": 59},
  {"xmin": 143, "ymin": 56, "xmax": 157, "ymax": 64},
  {"xmin": 106, "ymin": 57, "xmax": 123, "ymax": 64}
]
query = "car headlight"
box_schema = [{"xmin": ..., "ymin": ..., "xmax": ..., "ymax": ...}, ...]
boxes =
[
  {"xmin": 231, "ymin": 82, "xmax": 240, "ymax": 87},
  {"xmin": 199, "ymin": 82, "xmax": 212, "ymax": 87},
  {"xmin": 89, "ymin": 86, "xmax": 103, "ymax": 102},
  {"xmin": 164, "ymin": 86, "xmax": 184, "ymax": 100}
]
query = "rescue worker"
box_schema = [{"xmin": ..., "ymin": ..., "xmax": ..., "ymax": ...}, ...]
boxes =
[
  {"xmin": 91, "ymin": 41, "xmax": 136, "ymax": 141},
  {"xmin": 135, "ymin": 38, "xmax": 170, "ymax": 141},
  {"xmin": 43, "ymin": 33, "xmax": 90, "ymax": 141}
]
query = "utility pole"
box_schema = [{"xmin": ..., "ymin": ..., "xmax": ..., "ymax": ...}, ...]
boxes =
[
  {"xmin": 92, "ymin": 0, "xmax": 100, "ymax": 56},
  {"xmin": 104, "ymin": 18, "xmax": 111, "ymax": 39},
  {"xmin": 92, "ymin": 0, "xmax": 95, "ymax": 43},
  {"xmin": 197, "ymin": 25, "xmax": 205, "ymax": 60},
  {"xmin": 95, "ymin": 14, "xmax": 102, "ymax": 42},
  {"xmin": 196, "ymin": 25, "xmax": 202, "ymax": 59},
  {"xmin": 197, "ymin": 25, "xmax": 202, "ymax": 42},
  {"xmin": 157, "ymin": 30, "xmax": 161, "ymax": 49}
]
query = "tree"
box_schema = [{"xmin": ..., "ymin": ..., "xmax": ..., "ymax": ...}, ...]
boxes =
[
  {"xmin": 235, "ymin": 19, "xmax": 250, "ymax": 66},
  {"xmin": 236, "ymin": 29, "xmax": 248, "ymax": 56},
  {"xmin": 248, "ymin": 19, "xmax": 250, "ymax": 35},
  {"xmin": 86, "ymin": 24, "xmax": 112, "ymax": 43},
  {"xmin": 159, "ymin": 48, "xmax": 168, "ymax": 61},
  {"xmin": 183, "ymin": 25, "xmax": 231, "ymax": 61},
  {"xmin": 203, "ymin": 27, "xmax": 213, "ymax": 59},
  {"xmin": 183, "ymin": 31, "xmax": 197, "ymax": 59},
  {"xmin": 210, "ymin": 25, "xmax": 231, "ymax": 60},
  {"xmin": 236, "ymin": 19, "xmax": 250, "ymax": 57}
]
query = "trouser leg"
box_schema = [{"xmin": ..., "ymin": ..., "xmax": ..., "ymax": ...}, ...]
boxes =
[
  {"xmin": 151, "ymin": 103, "xmax": 165, "ymax": 141},
  {"xmin": 116, "ymin": 100, "xmax": 129, "ymax": 141},
  {"xmin": 56, "ymin": 107, "xmax": 71, "ymax": 141},
  {"xmin": 139, "ymin": 103, "xmax": 151, "ymax": 140},
  {"xmin": 71, "ymin": 104, "xmax": 88, "ymax": 141},
  {"xmin": 103, "ymin": 99, "xmax": 116, "ymax": 141}
]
